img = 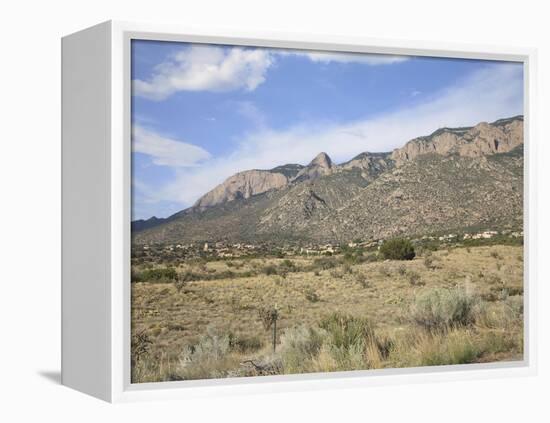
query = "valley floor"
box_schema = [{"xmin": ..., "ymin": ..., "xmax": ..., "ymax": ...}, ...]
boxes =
[{"xmin": 131, "ymin": 244, "xmax": 524, "ymax": 383}]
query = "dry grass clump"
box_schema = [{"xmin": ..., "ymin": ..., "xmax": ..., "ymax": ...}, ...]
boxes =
[
  {"xmin": 355, "ymin": 272, "xmax": 369, "ymax": 288},
  {"xmin": 277, "ymin": 326, "xmax": 326, "ymax": 373},
  {"xmin": 475, "ymin": 294, "xmax": 523, "ymax": 330},
  {"xmin": 303, "ymin": 287, "xmax": 321, "ymax": 303},
  {"xmin": 407, "ymin": 271, "xmax": 423, "ymax": 286},
  {"xmin": 378, "ymin": 265, "xmax": 392, "ymax": 277},
  {"xmin": 390, "ymin": 327, "xmax": 483, "ymax": 367},
  {"xmin": 423, "ymin": 256, "xmax": 435, "ymax": 270}
]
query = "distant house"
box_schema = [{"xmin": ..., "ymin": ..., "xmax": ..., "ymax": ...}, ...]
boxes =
[
  {"xmin": 439, "ymin": 234, "xmax": 457, "ymax": 241},
  {"xmin": 471, "ymin": 230, "xmax": 498, "ymax": 240},
  {"xmin": 321, "ymin": 244, "xmax": 335, "ymax": 254}
]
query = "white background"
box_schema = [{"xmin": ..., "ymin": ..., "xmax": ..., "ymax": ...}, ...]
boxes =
[{"xmin": 1, "ymin": 0, "xmax": 548, "ymax": 421}]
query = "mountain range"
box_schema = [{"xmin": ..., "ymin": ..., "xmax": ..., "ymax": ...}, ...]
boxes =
[{"xmin": 132, "ymin": 115, "xmax": 524, "ymax": 245}]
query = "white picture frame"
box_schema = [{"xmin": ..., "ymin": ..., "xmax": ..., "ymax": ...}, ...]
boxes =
[{"xmin": 61, "ymin": 20, "xmax": 538, "ymax": 403}]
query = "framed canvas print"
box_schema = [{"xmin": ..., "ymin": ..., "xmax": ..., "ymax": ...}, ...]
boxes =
[{"xmin": 61, "ymin": 21, "xmax": 537, "ymax": 402}]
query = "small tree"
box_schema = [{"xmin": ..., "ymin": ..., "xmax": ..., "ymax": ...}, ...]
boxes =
[
  {"xmin": 258, "ymin": 305, "xmax": 280, "ymax": 352},
  {"xmin": 380, "ymin": 238, "xmax": 415, "ymax": 260},
  {"xmin": 131, "ymin": 330, "xmax": 152, "ymax": 368}
]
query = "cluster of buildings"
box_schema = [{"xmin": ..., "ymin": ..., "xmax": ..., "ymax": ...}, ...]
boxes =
[
  {"xmin": 462, "ymin": 231, "xmax": 498, "ymax": 240},
  {"xmin": 138, "ymin": 241, "xmax": 265, "ymax": 259},
  {"xmin": 418, "ymin": 229, "xmax": 523, "ymax": 243},
  {"xmin": 136, "ymin": 228, "xmax": 524, "ymax": 260},
  {"xmin": 299, "ymin": 244, "xmax": 336, "ymax": 255}
]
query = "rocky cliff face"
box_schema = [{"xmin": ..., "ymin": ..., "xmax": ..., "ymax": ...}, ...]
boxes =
[
  {"xmin": 338, "ymin": 152, "xmax": 393, "ymax": 177},
  {"xmin": 391, "ymin": 116, "xmax": 523, "ymax": 165},
  {"xmin": 193, "ymin": 169, "xmax": 290, "ymax": 209},
  {"xmin": 193, "ymin": 153, "xmax": 336, "ymax": 210}
]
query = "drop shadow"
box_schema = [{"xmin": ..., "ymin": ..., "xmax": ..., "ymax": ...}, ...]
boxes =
[{"xmin": 38, "ymin": 370, "xmax": 62, "ymax": 384}]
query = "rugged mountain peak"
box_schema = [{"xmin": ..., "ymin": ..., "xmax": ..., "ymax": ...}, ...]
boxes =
[
  {"xmin": 292, "ymin": 152, "xmax": 334, "ymax": 183},
  {"xmin": 310, "ymin": 152, "xmax": 333, "ymax": 168},
  {"xmin": 391, "ymin": 116, "xmax": 523, "ymax": 166}
]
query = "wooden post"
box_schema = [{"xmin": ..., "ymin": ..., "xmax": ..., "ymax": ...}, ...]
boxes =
[{"xmin": 272, "ymin": 317, "xmax": 277, "ymax": 353}]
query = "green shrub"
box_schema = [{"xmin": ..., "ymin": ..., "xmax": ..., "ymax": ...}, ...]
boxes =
[
  {"xmin": 343, "ymin": 247, "xmax": 365, "ymax": 264},
  {"xmin": 229, "ymin": 334, "xmax": 264, "ymax": 353},
  {"xmin": 380, "ymin": 238, "xmax": 415, "ymax": 260},
  {"xmin": 136, "ymin": 267, "xmax": 178, "ymax": 283},
  {"xmin": 262, "ymin": 265, "xmax": 278, "ymax": 275},
  {"xmin": 280, "ymin": 259, "xmax": 296, "ymax": 270},
  {"xmin": 410, "ymin": 287, "xmax": 479, "ymax": 331},
  {"xmin": 131, "ymin": 269, "xmax": 144, "ymax": 282}
]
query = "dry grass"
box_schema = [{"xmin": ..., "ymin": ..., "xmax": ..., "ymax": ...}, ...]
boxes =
[{"xmin": 131, "ymin": 244, "xmax": 523, "ymax": 382}]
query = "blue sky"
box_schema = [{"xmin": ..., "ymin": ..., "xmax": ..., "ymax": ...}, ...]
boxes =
[{"xmin": 131, "ymin": 40, "xmax": 523, "ymax": 220}]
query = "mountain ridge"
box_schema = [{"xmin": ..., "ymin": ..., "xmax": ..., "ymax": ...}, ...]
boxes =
[{"xmin": 132, "ymin": 115, "xmax": 524, "ymax": 243}]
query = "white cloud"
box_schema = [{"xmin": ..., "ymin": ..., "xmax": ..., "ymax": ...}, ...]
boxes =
[
  {"xmin": 133, "ymin": 45, "xmax": 274, "ymax": 100},
  {"xmin": 132, "ymin": 125, "xmax": 211, "ymax": 167},
  {"xmin": 133, "ymin": 46, "xmax": 409, "ymax": 101}
]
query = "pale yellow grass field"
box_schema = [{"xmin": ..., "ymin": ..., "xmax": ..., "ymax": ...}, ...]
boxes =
[{"xmin": 131, "ymin": 244, "xmax": 523, "ymax": 381}]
